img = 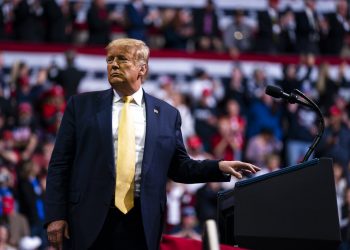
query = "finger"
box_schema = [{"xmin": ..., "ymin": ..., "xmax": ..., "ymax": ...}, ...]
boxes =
[
  {"xmin": 248, "ymin": 164, "xmax": 258, "ymax": 173},
  {"xmin": 57, "ymin": 235, "xmax": 64, "ymax": 250},
  {"xmin": 48, "ymin": 230, "xmax": 63, "ymax": 248},
  {"xmin": 228, "ymin": 167, "xmax": 242, "ymax": 179},
  {"xmin": 47, "ymin": 231, "xmax": 56, "ymax": 244},
  {"xmin": 241, "ymin": 169, "xmax": 253, "ymax": 174},
  {"xmin": 64, "ymin": 224, "xmax": 70, "ymax": 239},
  {"xmin": 252, "ymin": 164, "xmax": 261, "ymax": 171},
  {"xmin": 242, "ymin": 163, "xmax": 259, "ymax": 173}
]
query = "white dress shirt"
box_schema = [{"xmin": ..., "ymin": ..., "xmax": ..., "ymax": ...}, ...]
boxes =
[{"xmin": 112, "ymin": 87, "xmax": 146, "ymax": 197}]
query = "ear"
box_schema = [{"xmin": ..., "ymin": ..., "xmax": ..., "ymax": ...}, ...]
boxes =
[{"xmin": 139, "ymin": 64, "xmax": 148, "ymax": 77}]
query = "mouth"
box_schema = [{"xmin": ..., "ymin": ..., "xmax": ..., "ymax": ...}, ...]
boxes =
[{"xmin": 111, "ymin": 73, "xmax": 121, "ymax": 77}]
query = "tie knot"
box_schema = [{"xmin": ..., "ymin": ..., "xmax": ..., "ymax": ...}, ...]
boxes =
[{"xmin": 123, "ymin": 96, "xmax": 133, "ymax": 103}]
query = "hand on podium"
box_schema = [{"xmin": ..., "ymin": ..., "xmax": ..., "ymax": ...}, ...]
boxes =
[{"xmin": 219, "ymin": 161, "xmax": 260, "ymax": 179}]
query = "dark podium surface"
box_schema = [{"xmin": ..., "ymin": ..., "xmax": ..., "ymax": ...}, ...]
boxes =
[{"xmin": 218, "ymin": 158, "xmax": 341, "ymax": 250}]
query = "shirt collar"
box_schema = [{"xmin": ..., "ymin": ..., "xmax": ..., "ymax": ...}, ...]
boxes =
[{"xmin": 113, "ymin": 87, "xmax": 144, "ymax": 106}]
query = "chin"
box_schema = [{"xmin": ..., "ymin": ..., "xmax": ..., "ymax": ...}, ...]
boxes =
[{"xmin": 109, "ymin": 78, "xmax": 124, "ymax": 85}]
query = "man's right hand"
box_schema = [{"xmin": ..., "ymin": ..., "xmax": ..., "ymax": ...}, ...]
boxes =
[{"xmin": 47, "ymin": 220, "xmax": 69, "ymax": 250}]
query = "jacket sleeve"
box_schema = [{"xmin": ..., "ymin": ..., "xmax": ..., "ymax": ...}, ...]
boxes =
[
  {"xmin": 167, "ymin": 110, "xmax": 230, "ymax": 183},
  {"xmin": 44, "ymin": 97, "xmax": 76, "ymax": 226}
]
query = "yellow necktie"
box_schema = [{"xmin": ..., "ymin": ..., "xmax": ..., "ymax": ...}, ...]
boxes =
[{"xmin": 115, "ymin": 96, "xmax": 135, "ymax": 214}]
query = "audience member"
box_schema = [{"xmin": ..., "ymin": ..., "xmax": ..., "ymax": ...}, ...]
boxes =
[
  {"xmin": 58, "ymin": 0, "xmax": 75, "ymax": 43},
  {"xmin": 13, "ymin": 0, "xmax": 45, "ymax": 42},
  {"xmin": 163, "ymin": 8, "xmax": 194, "ymax": 50},
  {"xmin": 223, "ymin": 10, "xmax": 254, "ymax": 56},
  {"xmin": 316, "ymin": 105, "xmax": 350, "ymax": 180},
  {"xmin": 226, "ymin": 100, "xmax": 245, "ymax": 160},
  {"xmin": 0, "ymin": 167, "xmax": 30, "ymax": 247},
  {"xmin": 195, "ymin": 183, "xmax": 223, "ymax": 228},
  {"xmin": 10, "ymin": 61, "xmax": 32, "ymax": 105},
  {"xmin": 333, "ymin": 95, "xmax": 350, "ymax": 129},
  {"xmin": 124, "ymin": 0, "xmax": 149, "ymax": 42},
  {"xmin": 170, "ymin": 206, "xmax": 201, "ymax": 241},
  {"xmin": 285, "ymin": 103, "xmax": 317, "ymax": 166},
  {"xmin": 0, "ymin": 225, "xmax": 16, "ymax": 250},
  {"xmin": 172, "ymin": 92, "xmax": 195, "ymax": 141},
  {"xmin": 39, "ymin": 86, "xmax": 66, "ymax": 135},
  {"xmin": 0, "ymin": 3, "xmax": 5, "ymax": 40},
  {"xmin": 246, "ymin": 94, "xmax": 283, "ymax": 140},
  {"xmin": 193, "ymin": 0, "xmax": 222, "ymax": 52},
  {"xmin": 340, "ymin": 187, "xmax": 350, "ymax": 249},
  {"xmin": 86, "ymin": 0, "xmax": 115, "ymax": 45},
  {"xmin": 337, "ymin": 62, "xmax": 350, "ymax": 106},
  {"xmin": 254, "ymin": 153, "xmax": 281, "ymax": 176},
  {"xmin": 43, "ymin": 0, "xmax": 66, "ymax": 43},
  {"xmin": 166, "ymin": 180, "xmax": 185, "ymax": 233},
  {"xmin": 245, "ymin": 128, "xmax": 282, "ymax": 168},
  {"xmin": 0, "ymin": 130, "xmax": 20, "ymax": 167},
  {"xmin": 186, "ymin": 135, "xmax": 213, "ymax": 160},
  {"xmin": 334, "ymin": 162, "xmax": 348, "ymax": 226},
  {"xmin": 223, "ymin": 65, "xmax": 249, "ymax": 114},
  {"xmin": 17, "ymin": 161, "xmax": 46, "ymax": 248},
  {"xmin": 296, "ymin": 53, "xmax": 319, "ymax": 100},
  {"xmin": 294, "ymin": 0, "xmax": 320, "ymax": 54},
  {"xmin": 190, "ymin": 68, "xmax": 224, "ymax": 105},
  {"xmin": 193, "ymin": 89, "xmax": 218, "ymax": 152},
  {"xmin": 30, "ymin": 68, "xmax": 49, "ymax": 108},
  {"xmin": 211, "ymin": 116, "xmax": 240, "ymax": 161},
  {"xmin": 55, "ymin": 50, "xmax": 85, "ymax": 99},
  {"xmin": 153, "ymin": 75, "xmax": 175, "ymax": 104},
  {"xmin": 279, "ymin": 64, "xmax": 301, "ymax": 94},
  {"xmin": 279, "ymin": 7, "xmax": 297, "ymax": 53},
  {"xmin": 246, "ymin": 68, "xmax": 271, "ymax": 101},
  {"xmin": 255, "ymin": 0, "xmax": 281, "ymax": 53},
  {"xmin": 323, "ymin": 0, "xmax": 350, "ymax": 55},
  {"xmin": 13, "ymin": 103, "xmax": 38, "ymax": 162}
]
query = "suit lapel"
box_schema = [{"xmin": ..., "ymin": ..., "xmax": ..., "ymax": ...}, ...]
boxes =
[
  {"xmin": 142, "ymin": 92, "xmax": 159, "ymax": 177},
  {"xmin": 96, "ymin": 88, "xmax": 115, "ymax": 177}
]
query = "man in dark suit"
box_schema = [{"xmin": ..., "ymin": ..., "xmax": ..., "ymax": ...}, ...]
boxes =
[
  {"xmin": 255, "ymin": 0, "xmax": 280, "ymax": 53},
  {"xmin": 125, "ymin": 0, "xmax": 148, "ymax": 42},
  {"xmin": 192, "ymin": 0, "xmax": 222, "ymax": 52},
  {"xmin": 56, "ymin": 50, "xmax": 85, "ymax": 100},
  {"xmin": 295, "ymin": 0, "xmax": 320, "ymax": 54},
  {"xmin": 86, "ymin": 0, "xmax": 113, "ymax": 45},
  {"xmin": 323, "ymin": 0, "xmax": 350, "ymax": 55},
  {"xmin": 44, "ymin": 38, "xmax": 259, "ymax": 250}
]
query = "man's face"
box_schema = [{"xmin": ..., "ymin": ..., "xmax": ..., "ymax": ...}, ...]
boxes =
[{"xmin": 106, "ymin": 45, "xmax": 145, "ymax": 95}]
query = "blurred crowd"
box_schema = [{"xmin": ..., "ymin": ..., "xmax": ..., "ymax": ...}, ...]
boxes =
[
  {"xmin": 150, "ymin": 54, "xmax": 350, "ymax": 249},
  {"xmin": 0, "ymin": 0, "xmax": 350, "ymax": 249},
  {"xmin": 1, "ymin": 0, "xmax": 350, "ymax": 56},
  {"xmin": 1, "ymin": 50, "xmax": 350, "ymax": 248}
]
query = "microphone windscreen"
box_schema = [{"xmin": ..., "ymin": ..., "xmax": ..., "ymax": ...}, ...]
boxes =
[{"xmin": 265, "ymin": 85, "xmax": 283, "ymax": 98}]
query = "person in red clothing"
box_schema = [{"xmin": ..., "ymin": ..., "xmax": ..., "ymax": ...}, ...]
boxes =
[
  {"xmin": 40, "ymin": 86, "xmax": 66, "ymax": 135},
  {"xmin": 211, "ymin": 116, "xmax": 242, "ymax": 161}
]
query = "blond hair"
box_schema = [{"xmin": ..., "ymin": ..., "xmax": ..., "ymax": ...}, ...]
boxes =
[{"xmin": 106, "ymin": 38, "xmax": 150, "ymax": 67}]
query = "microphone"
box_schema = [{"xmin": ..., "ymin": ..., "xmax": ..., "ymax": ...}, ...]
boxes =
[
  {"xmin": 265, "ymin": 85, "xmax": 313, "ymax": 108},
  {"xmin": 265, "ymin": 85, "xmax": 325, "ymax": 163}
]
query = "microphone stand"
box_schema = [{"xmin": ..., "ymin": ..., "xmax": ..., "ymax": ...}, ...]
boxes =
[{"xmin": 292, "ymin": 89, "xmax": 325, "ymax": 162}]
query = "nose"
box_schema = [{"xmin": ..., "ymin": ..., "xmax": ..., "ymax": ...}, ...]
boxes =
[{"xmin": 111, "ymin": 60, "xmax": 119, "ymax": 69}]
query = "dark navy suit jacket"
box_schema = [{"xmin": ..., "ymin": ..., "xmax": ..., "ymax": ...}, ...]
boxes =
[{"xmin": 45, "ymin": 88, "xmax": 229, "ymax": 250}]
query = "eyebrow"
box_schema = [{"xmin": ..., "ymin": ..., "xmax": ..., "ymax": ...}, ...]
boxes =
[
  {"xmin": 117, "ymin": 55, "xmax": 128, "ymax": 59},
  {"xmin": 107, "ymin": 55, "xmax": 129, "ymax": 60}
]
